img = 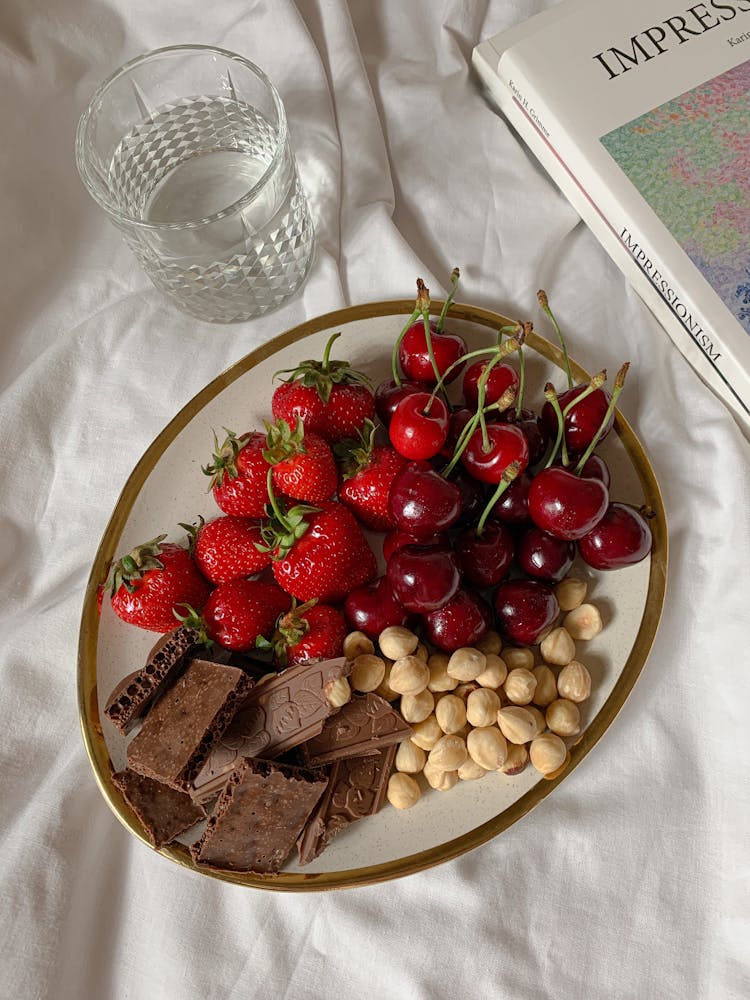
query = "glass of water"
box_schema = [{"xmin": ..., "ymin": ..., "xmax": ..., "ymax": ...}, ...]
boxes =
[{"xmin": 75, "ymin": 45, "xmax": 315, "ymax": 323}]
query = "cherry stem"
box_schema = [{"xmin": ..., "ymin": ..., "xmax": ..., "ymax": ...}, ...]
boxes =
[
  {"xmin": 543, "ymin": 383, "xmax": 569, "ymax": 469},
  {"xmin": 476, "ymin": 461, "xmax": 521, "ymax": 536},
  {"xmin": 441, "ymin": 388, "xmax": 516, "ymax": 478},
  {"xmin": 562, "ymin": 370, "xmax": 607, "ymax": 418},
  {"xmin": 436, "ymin": 267, "xmax": 460, "ymax": 333},
  {"xmin": 391, "ymin": 307, "xmax": 420, "ymax": 386},
  {"xmin": 574, "ymin": 363, "xmax": 629, "ymax": 474},
  {"xmin": 538, "ymin": 290, "xmax": 573, "ymax": 389}
]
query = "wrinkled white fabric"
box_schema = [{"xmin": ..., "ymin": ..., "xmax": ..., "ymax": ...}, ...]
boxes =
[{"xmin": 1, "ymin": 2, "xmax": 748, "ymax": 998}]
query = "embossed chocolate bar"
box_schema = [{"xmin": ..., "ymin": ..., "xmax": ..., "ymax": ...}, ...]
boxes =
[
  {"xmin": 191, "ymin": 657, "xmax": 350, "ymax": 804},
  {"xmin": 302, "ymin": 693, "xmax": 412, "ymax": 767}
]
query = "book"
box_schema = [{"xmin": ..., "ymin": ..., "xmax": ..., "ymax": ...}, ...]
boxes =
[{"xmin": 473, "ymin": 0, "xmax": 750, "ymax": 434}]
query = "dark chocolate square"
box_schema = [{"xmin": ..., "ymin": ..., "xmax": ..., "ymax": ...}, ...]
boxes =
[{"xmin": 112, "ymin": 768, "xmax": 206, "ymax": 849}]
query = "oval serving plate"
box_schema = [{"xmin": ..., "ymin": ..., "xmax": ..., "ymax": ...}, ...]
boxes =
[{"xmin": 78, "ymin": 300, "xmax": 667, "ymax": 891}]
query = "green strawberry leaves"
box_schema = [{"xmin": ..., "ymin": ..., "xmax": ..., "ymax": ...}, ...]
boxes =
[
  {"xmin": 272, "ymin": 332, "xmax": 372, "ymax": 405},
  {"xmin": 333, "ymin": 418, "xmax": 377, "ymax": 480},
  {"xmin": 201, "ymin": 428, "xmax": 245, "ymax": 489},
  {"xmin": 105, "ymin": 534, "xmax": 167, "ymax": 596}
]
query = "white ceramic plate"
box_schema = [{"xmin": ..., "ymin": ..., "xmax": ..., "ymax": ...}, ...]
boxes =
[{"xmin": 78, "ymin": 300, "xmax": 667, "ymax": 890}]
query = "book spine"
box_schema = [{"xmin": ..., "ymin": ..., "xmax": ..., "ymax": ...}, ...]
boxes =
[{"xmin": 476, "ymin": 43, "xmax": 750, "ymax": 432}]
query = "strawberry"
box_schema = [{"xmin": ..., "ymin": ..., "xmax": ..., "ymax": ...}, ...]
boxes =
[
  {"xmin": 260, "ymin": 600, "xmax": 346, "ymax": 667},
  {"xmin": 263, "ymin": 418, "xmax": 337, "ymax": 503},
  {"xmin": 259, "ymin": 484, "xmax": 377, "ymax": 603},
  {"xmin": 196, "ymin": 578, "xmax": 291, "ymax": 652},
  {"xmin": 202, "ymin": 429, "xmax": 270, "ymax": 517},
  {"xmin": 335, "ymin": 419, "xmax": 408, "ymax": 531},
  {"xmin": 183, "ymin": 515, "xmax": 270, "ymax": 585},
  {"xmin": 106, "ymin": 535, "xmax": 210, "ymax": 633},
  {"xmin": 271, "ymin": 332, "xmax": 375, "ymax": 443}
]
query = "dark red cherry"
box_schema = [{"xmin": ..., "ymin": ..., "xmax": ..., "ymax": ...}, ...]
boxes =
[
  {"xmin": 454, "ymin": 520, "xmax": 515, "ymax": 588},
  {"xmin": 374, "ymin": 378, "xmax": 423, "ymax": 427},
  {"xmin": 541, "ymin": 385, "xmax": 614, "ymax": 453},
  {"xmin": 382, "ymin": 528, "xmax": 448, "ymax": 562},
  {"xmin": 493, "ymin": 579, "xmax": 559, "ymax": 645},
  {"xmin": 387, "ymin": 461, "xmax": 462, "ymax": 538},
  {"xmin": 449, "ymin": 468, "xmax": 486, "ymax": 526},
  {"xmin": 461, "ymin": 423, "xmax": 529, "ymax": 484},
  {"xmin": 517, "ymin": 525, "xmax": 575, "ymax": 582},
  {"xmin": 344, "ymin": 576, "xmax": 411, "ymax": 639},
  {"xmin": 499, "ymin": 408, "xmax": 547, "ymax": 467},
  {"xmin": 389, "ymin": 392, "xmax": 449, "ymax": 460},
  {"xmin": 440, "ymin": 407, "xmax": 474, "ymax": 459},
  {"xmin": 577, "ymin": 453, "xmax": 611, "ymax": 489},
  {"xmin": 578, "ymin": 502, "xmax": 653, "ymax": 569},
  {"xmin": 398, "ymin": 318, "xmax": 467, "ymax": 385},
  {"xmin": 386, "ymin": 544, "xmax": 461, "ymax": 613},
  {"xmin": 492, "ymin": 470, "xmax": 533, "ymax": 525},
  {"xmin": 422, "ymin": 588, "xmax": 493, "ymax": 651},
  {"xmin": 528, "ymin": 466, "xmax": 609, "ymax": 540},
  {"xmin": 462, "ymin": 360, "xmax": 519, "ymax": 409}
]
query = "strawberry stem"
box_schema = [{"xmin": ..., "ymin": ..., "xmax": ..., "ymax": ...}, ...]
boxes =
[
  {"xmin": 538, "ymin": 290, "xmax": 573, "ymax": 389},
  {"xmin": 574, "ymin": 363, "xmax": 629, "ymax": 474},
  {"xmin": 436, "ymin": 266, "xmax": 460, "ymax": 333},
  {"xmin": 321, "ymin": 332, "xmax": 340, "ymax": 372},
  {"xmin": 476, "ymin": 461, "xmax": 521, "ymax": 536}
]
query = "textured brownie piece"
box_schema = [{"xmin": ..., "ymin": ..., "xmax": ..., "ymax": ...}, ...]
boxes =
[
  {"xmin": 191, "ymin": 758, "xmax": 328, "ymax": 873},
  {"xmin": 105, "ymin": 625, "xmax": 201, "ymax": 734},
  {"xmin": 302, "ymin": 693, "xmax": 412, "ymax": 766},
  {"xmin": 297, "ymin": 745, "xmax": 397, "ymax": 865},
  {"xmin": 127, "ymin": 658, "xmax": 252, "ymax": 790},
  {"xmin": 191, "ymin": 657, "xmax": 350, "ymax": 804},
  {"xmin": 112, "ymin": 768, "xmax": 206, "ymax": 849}
]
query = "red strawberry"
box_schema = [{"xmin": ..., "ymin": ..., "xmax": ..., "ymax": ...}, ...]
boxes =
[
  {"xmin": 262, "ymin": 600, "xmax": 346, "ymax": 667},
  {"xmin": 184, "ymin": 515, "xmax": 270, "ymax": 585},
  {"xmin": 335, "ymin": 420, "xmax": 408, "ymax": 531},
  {"xmin": 202, "ymin": 429, "xmax": 270, "ymax": 517},
  {"xmin": 263, "ymin": 418, "xmax": 337, "ymax": 503},
  {"xmin": 271, "ymin": 332, "xmax": 375, "ymax": 443},
  {"xmin": 200, "ymin": 578, "xmax": 291, "ymax": 652},
  {"xmin": 107, "ymin": 534, "xmax": 210, "ymax": 633}
]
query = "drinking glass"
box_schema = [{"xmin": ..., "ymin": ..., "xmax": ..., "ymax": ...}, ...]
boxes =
[{"xmin": 75, "ymin": 45, "xmax": 315, "ymax": 323}]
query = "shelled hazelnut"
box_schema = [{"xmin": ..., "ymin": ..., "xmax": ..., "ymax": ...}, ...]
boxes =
[
  {"xmin": 529, "ymin": 733, "xmax": 568, "ymax": 776},
  {"xmin": 387, "ymin": 772, "xmax": 421, "ymax": 809},
  {"xmin": 504, "ymin": 668, "xmax": 537, "ymax": 705},
  {"xmin": 531, "ymin": 665, "xmax": 558, "ymax": 707},
  {"xmin": 545, "ymin": 698, "xmax": 581, "ymax": 737},
  {"xmin": 399, "ymin": 689, "xmax": 435, "ymax": 724},
  {"xmin": 564, "ymin": 603, "xmax": 603, "ymax": 641},
  {"xmin": 503, "ymin": 647, "xmax": 535, "ymax": 671},
  {"xmin": 475, "ymin": 654, "xmax": 508, "ymax": 689},
  {"xmin": 351, "ymin": 654, "xmax": 386, "ymax": 693},
  {"xmin": 466, "ymin": 726, "xmax": 507, "ymax": 771},
  {"xmin": 389, "ymin": 655, "xmax": 429, "ymax": 695},
  {"xmin": 557, "ymin": 661, "xmax": 592, "ymax": 703},
  {"xmin": 395, "ymin": 740, "xmax": 427, "ymax": 774},
  {"xmin": 540, "ymin": 627, "xmax": 576, "ymax": 666},
  {"xmin": 435, "ymin": 694, "xmax": 467, "ymax": 735},
  {"xmin": 343, "ymin": 631, "xmax": 374, "ymax": 659},
  {"xmin": 466, "ymin": 688, "xmax": 501, "ymax": 728},
  {"xmin": 447, "ymin": 647, "xmax": 487, "ymax": 682},
  {"xmin": 379, "ymin": 626, "xmax": 419, "ymax": 660},
  {"xmin": 427, "ymin": 652, "xmax": 458, "ymax": 693},
  {"xmin": 555, "ymin": 577, "xmax": 588, "ymax": 612}
]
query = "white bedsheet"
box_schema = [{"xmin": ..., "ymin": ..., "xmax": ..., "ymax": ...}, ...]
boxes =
[{"xmin": 1, "ymin": 2, "xmax": 748, "ymax": 997}]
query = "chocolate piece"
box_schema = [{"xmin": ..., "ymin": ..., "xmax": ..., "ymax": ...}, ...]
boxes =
[
  {"xmin": 190, "ymin": 758, "xmax": 328, "ymax": 873},
  {"xmin": 191, "ymin": 657, "xmax": 349, "ymax": 804},
  {"xmin": 127, "ymin": 658, "xmax": 252, "ymax": 790},
  {"xmin": 104, "ymin": 625, "xmax": 201, "ymax": 734},
  {"xmin": 297, "ymin": 745, "xmax": 397, "ymax": 865},
  {"xmin": 302, "ymin": 693, "xmax": 412, "ymax": 766},
  {"xmin": 112, "ymin": 768, "xmax": 206, "ymax": 848}
]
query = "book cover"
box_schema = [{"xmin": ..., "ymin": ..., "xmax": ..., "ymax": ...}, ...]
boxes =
[{"xmin": 473, "ymin": 0, "xmax": 750, "ymax": 433}]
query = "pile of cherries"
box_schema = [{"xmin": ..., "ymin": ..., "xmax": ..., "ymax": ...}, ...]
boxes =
[{"xmin": 345, "ymin": 275, "xmax": 654, "ymax": 652}]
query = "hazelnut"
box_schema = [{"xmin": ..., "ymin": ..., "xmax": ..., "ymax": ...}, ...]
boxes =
[
  {"xmin": 427, "ymin": 652, "xmax": 458, "ymax": 693},
  {"xmin": 389, "ymin": 655, "xmax": 430, "ymax": 695},
  {"xmin": 324, "ymin": 676, "xmax": 352, "ymax": 708},
  {"xmin": 497, "ymin": 706, "xmax": 538, "ymax": 744},
  {"xmin": 546, "ymin": 698, "xmax": 581, "ymax": 737},
  {"xmin": 475, "ymin": 654, "xmax": 508, "ymax": 690},
  {"xmin": 531, "ymin": 665, "xmax": 558, "ymax": 707},
  {"xmin": 428, "ymin": 734, "xmax": 468, "ymax": 771},
  {"xmin": 343, "ymin": 630, "xmax": 374, "ymax": 659},
  {"xmin": 557, "ymin": 661, "xmax": 592, "ymax": 703},
  {"xmin": 387, "ymin": 772, "xmax": 421, "ymax": 808},
  {"xmin": 395, "ymin": 740, "xmax": 427, "ymax": 774},
  {"xmin": 466, "ymin": 688, "xmax": 501, "ymax": 728},
  {"xmin": 447, "ymin": 647, "xmax": 487, "ymax": 682},
  {"xmin": 466, "ymin": 726, "xmax": 508, "ymax": 771},
  {"xmin": 374, "ymin": 660, "xmax": 400, "ymax": 701},
  {"xmin": 527, "ymin": 705, "xmax": 547, "ymax": 738},
  {"xmin": 501, "ymin": 742, "xmax": 529, "ymax": 775},
  {"xmin": 423, "ymin": 762, "xmax": 459, "ymax": 791},
  {"xmin": 399, "ymin": 688, "xmax": 435, "ymax": 724},
  {"xmin": 502, "ymin": 647, "xmax": 535, "ymax": 671},
  {"xmin": 410, "ymin": 714, "xmax": 443, "ymax": 751},
  {"xmin": 350, "ymin": 653, "xmax": 386, "ymax": 693},
  {"xmin": 435, "ymin": 694, "xmax": 467, "ymax": 734},
  {"xmin": 540, "ymin": 627, "xmax": 576, "ymax": 666},
  {"xmin": 555, "ymin": 577, "xmax": 588, "ymax": 612},
  {"xmin": 504, "ymin": 668, "xmax": 537, "ymax": 705},
  {"xmin": 564, "ymin": 603, "xmax": 603, "ymax": 641},
  {"xmin": 453, "ymin": 681, "xmax": 480, "ymax": 704},
  {"xmin": 475, "ymin": 630, "xmax": 503, "ymax": 656},
  {"xmin": 379, "ymin": 626, "xmax": 419, "ymax": 660},
  {"xmin": 458, "ymin": 758, "xmax": 488, "ymax": 781},
  {"xmin": 529, "ymin": 733, "xmax": 568, "ymax": 775},
  {"xmin": 414, "ymin": 642, "xmax": 430, "ymax": 662}
]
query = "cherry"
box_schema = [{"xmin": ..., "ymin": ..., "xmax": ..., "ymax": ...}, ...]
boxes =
[
  {"xmin": 386, "ymin": 544, "xmax": 461, "ymax": 613},
  {"xmin": 422, "ymin": 588, "xmax": 493, "ymax": 651},
  {"xmin": 578, "ymin": 502, "xmax": 653, "ymax": 569},
  {"xmin": 528, "ymin": 466, "xmax": 609, "ymax": 540},
  {"xmin": 493, "ymin": 579, "xmax": 559, "ymax": 645},
  {"xmin": 399, "ymin": 318, "xmax": 467, "ymax": 385},
  {"xmin": 344, "ymin": 576, "xmax": 411, "ymax": 639},
  {"xmin": 499, "ymin": 408, "xmax": 547, "ymax": 467},
  {"xmin": 461, "ymin": 422, "xmax": 529, "ymax": 484},
  {"xmin": 577, "ymin": 453, "xmax": 610, "ymax": 489},
  {"xmin": 374, "ymin": 378, "xmax": 423, "ymax": 427},
  {"xmin": 463, "ymin": 360, "xmax": 519, "ymax": 409},
  {"xmin": 387, "ymin": 462, "xmax": 462, "ymax": 538},
  {"xmin": 449, "ymin": 468, "xmax": 486, "ymax": 526},
  {"xmin": 517, "ymin": 524, "xmax": 575, "ymax": 582},
  {"xmin": 440, "ymin": 407, "xmax": 474, "ymax": 460},
  {"xmin": 454, "ymin": 520, "xmax": 515, "ymax": 588},
  {"xmin": 541, "ymin": 384, "xmax": 614, "ymax": 454},
  {"xmin": 382, "ymin": 528, "xmax": 448, "ymax": 562},
  {"xmin": 389, "ymin": 392, "xmax": 450, "ymax": 461},
  {"xmin": 492, "ymin": 470, "xmax": 533, "ymax": 525}
]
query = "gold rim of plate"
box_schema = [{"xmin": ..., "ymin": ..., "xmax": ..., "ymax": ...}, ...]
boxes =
[{"xmin": 77, "ymin": 299, "xmax": 668, "ymax": 891}]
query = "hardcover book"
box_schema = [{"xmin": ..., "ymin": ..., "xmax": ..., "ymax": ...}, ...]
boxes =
[{"xmin": 473, "ymin": 0, "xmax": 750, "ymax": 433}]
